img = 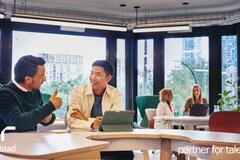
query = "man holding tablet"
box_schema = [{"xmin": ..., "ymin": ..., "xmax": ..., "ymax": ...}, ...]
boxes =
[
  {"xmin": 67, "ymin": 60, "xmax": 134, "ymax": 160},
  {"xmin": 67, "ymin": 60, "xmax": 123, "ymax": 131}
]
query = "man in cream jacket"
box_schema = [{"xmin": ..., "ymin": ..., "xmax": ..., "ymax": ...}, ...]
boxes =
[{"xmin": 67, "ymin": 60, "xmax": 123, "ymax": 131}]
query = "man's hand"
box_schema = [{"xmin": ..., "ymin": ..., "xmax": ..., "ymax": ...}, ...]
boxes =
[
  {"xmin": 42, "ymin": 114, "xmax": 52, "ymax": 123},
  {"xmin": 71, "ymin": 109, "xmax": 88, "ymax": 120},
  {"xmin": 91, "ymin": 116, "xmax": 103, "ymax": 129},
  {"xmin": 49, "ymin": 90, "xmax": 62, "ymax": 109}
]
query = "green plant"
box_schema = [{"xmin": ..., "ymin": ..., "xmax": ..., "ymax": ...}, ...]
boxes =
[{"xmin": 217, "ymin": 78, "xmax": 240, "ymax": 111}]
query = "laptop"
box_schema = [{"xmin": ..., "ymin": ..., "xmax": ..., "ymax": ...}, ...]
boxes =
[
  {"xmin": 190, "ymin": 104, "xmax": 209, "ymax": 116},
  {"xmin": 99, "ymin": 110, "xmax": 135, "ymax": 132}
]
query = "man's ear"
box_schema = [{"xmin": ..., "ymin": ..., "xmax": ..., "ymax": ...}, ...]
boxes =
[
  {"xmin": 24, "ymin": 76, "xmax": 32, "ymax": 84},
  {"xmin": 106, "ymin": 74, "xmax": 112, "ymax": 83}
]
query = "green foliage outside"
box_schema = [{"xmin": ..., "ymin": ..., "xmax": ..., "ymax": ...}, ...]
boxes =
[
  {"xmin": 218, "ymin": 78, "xmax": 240, "ymax": 112},
  {"xmin": 137, "ymin": 56, "xmax": 209, "ymax": 117},
  {"xmin": 165, "ymin": 57, "xmax": 209, "ymax": 116},
  {"xmin": 165, "ymin": 67, "xmax": 193, "ymax": 116},
  {"xmin": 41, "ymin": 75, "xmax": 86, "ymax": 118}
]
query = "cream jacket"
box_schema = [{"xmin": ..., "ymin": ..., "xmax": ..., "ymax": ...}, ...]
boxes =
[
  {"xmin": 67, "ymin": 83, "xmax": 123, "ymax": 131},
  {"xmin": 154, "ymin": 101, "xmax": 174, "ymax": 129}
]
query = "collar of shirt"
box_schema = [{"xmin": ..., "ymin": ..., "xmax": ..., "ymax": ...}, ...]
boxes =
[
  {"xmin": 12, "ymin": 80, "xmax": 29, "ymax": 92},
  {"xmin": 85, "ymin": 83, "xmax": 110, "ymax": 96}
]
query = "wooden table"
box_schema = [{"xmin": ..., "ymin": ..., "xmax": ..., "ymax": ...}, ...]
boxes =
[
  {"xmin": 90, "ymin": 129, "xmax": 240, "ymax": 160},
  {"xmin": 0, "ymin": 132, "xmax": 108, "ymax": 160},
  {"xmin": 1, "ymin": 129, "xmax": 240, "ymax": 160}
]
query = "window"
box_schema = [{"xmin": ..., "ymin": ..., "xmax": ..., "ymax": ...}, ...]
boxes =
[
  {"xmin": 137, "ymin": 39, "xmax": 154, "ymax": 96},
  {"xmin": 221, "ymin": 35, "xmax": 237, "ymax": 111},
  {"xmin": 12, "ymin": 31, "xmax": 106, "ymax": 118},
  {"xmin": 165, "ymin": 37, "xmax": 209, "ymax": 116},
  {"xmin": 116, "ymin": 39, "xmax": 126, "ymax": 107},
  {"xmin": 137, "ymin": 39, "xmax": 153, "ymax": 124}
]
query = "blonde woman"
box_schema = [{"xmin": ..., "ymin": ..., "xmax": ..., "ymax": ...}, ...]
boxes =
[
  {"xmin": 154, "ymin": 88, "xmax": 174, "ymax": 129},
  {"xmin": 184, "ymin": 84, "xmax": 208, "ymax": 114}
]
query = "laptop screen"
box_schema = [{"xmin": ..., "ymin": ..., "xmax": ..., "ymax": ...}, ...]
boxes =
[{"xmin": 190, "ymin": 104, "xmax": 209, "ymax": 116}]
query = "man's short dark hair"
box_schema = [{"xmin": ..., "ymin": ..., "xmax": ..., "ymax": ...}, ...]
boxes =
[
  {"xmin": 14, "ymin": 55, "xmax": 45, "ymax": 83},
  {"xmin": 92, "ymin": 60, "xmax": 114, "ymax": 76}
]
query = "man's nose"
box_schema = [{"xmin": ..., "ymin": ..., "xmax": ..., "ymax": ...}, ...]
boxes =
[{"xmin": 91, "ymin": 74, "xmax": 96, "ymax": 80}]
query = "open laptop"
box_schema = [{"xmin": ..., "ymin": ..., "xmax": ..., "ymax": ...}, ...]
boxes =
[
  {"xmin": 99, "ymin": 110, "xmax": 135, "ymax": 132},
  {"xmin": 190, "ymin": 104, "xmax": 209, "ymax": 116}
]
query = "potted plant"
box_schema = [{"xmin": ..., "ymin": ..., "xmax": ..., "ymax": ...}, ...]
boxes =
[{"xmin": 217, "ymin": 78, "xmax": 240, "ymax": 111}]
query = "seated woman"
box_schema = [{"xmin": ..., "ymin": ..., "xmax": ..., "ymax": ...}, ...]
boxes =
[
  {"xmin": 154, "ymin": 88, "xmax": 174, "ymax": 129},
  {"xmin": 184, "ymin": 84, "xmax": 208, "ymax": 115}
]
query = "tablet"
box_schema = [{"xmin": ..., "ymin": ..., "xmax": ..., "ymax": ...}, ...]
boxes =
[{"xmin": 99, "ymin": 110, "xmax": 135, "ymax": 132}]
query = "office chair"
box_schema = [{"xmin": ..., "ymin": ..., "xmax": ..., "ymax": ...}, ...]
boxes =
[
  {"xmin": 145, "ymin": 108, "xmax": 156, "ymax": 128},
  {"xmin": 209, "ymin": 112, "xmax": 240, "ymax": 159},
  {"xmin": 136, "ymin": 95, "xmax": 159, "ymax": 128},
  {"xmin": 209, "ymin": 111, "xmax": 240, "ymax": 133}
]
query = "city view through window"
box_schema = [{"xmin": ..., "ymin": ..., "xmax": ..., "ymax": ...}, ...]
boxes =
[
  {"xmin": 12, "ymin": 31, "xmax": 106, "ymax": 118},
  {"xmin": 12, "ymin": 32, "xmax": 238, "ymax": 119},
  {"xmin": 137, "ymin": 39, "xmax": 154, "ymax": 96},
  {"xmin": 164, "ymin": 37, "xmax": 209, "ymax": 116},
  {"xmin": 221, "ymin": 35, "xmax": 238, "ymax": 111}
]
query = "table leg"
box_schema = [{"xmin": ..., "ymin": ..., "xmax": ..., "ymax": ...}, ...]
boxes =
[
  {"xmin": 143, "ymin": 150, "xmax": 150, "ymax": 160},
  {"xmin": 160, "ymin": 139, "xmax": 171, "ymax": 160}
]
